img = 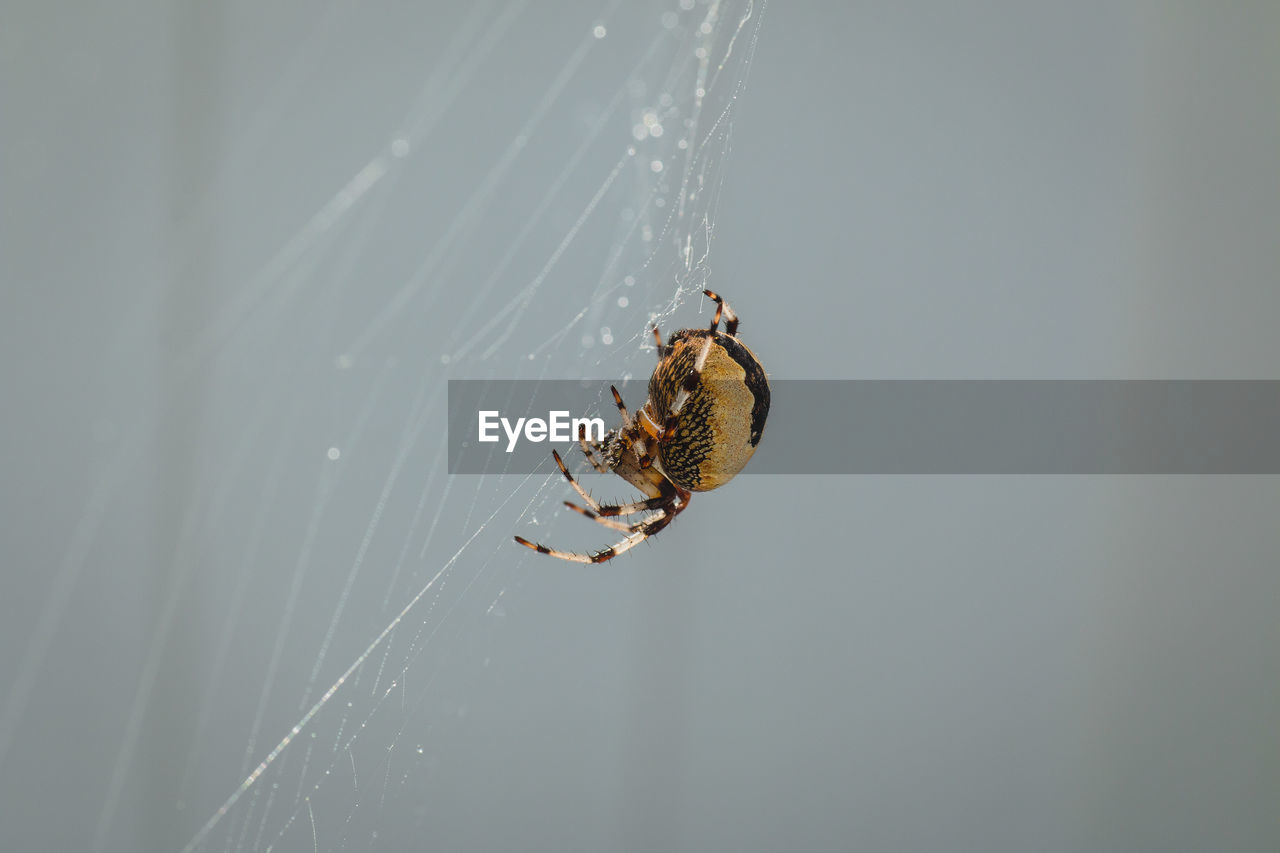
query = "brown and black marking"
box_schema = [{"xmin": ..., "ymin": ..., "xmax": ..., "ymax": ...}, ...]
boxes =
[
  {"xmin": 642, "ymin": 325, "xmax": 770, "ymax": 491},
  {"xmin": 714, "ymin": 334, "xmax": 770, "ymax": 446}
]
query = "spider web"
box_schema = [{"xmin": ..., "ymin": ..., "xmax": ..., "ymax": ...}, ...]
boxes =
[
  {"xmin": 1, "ymin": 2, "xmax": 767, "ymax": 851},
  {"xmin": 10, "ymin": 6, "xmax": 1280, "ymax": 853}
]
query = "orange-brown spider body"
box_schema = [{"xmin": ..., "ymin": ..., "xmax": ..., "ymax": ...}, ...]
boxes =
[
  {"xmin": 515, "ymin": 291, "xmax": 769, "ymax": 563},
  {"xmin": 643, "ymin": 328, "xmax": 769, "ymax": 491}
]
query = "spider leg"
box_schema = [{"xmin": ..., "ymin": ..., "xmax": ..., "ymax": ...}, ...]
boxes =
[
  {"xmin": 549, "ymin": 449, "xmax": 607, "ymax": 513},
  {"xmin": 651, "ymin": 325, "xmax": 665, "ymax": 360},
  {"xmin": 551, "ymin": 448, "xmax": 672, "ymax": 518},
  {"xmin": 703, "ymin": 289, "xmax": 739, "ymax": 336},
  {"xmin": 627, "ymin": 410, "xmax": 666, "ymax": 469},
  {"xmin": 609, "ymin": 385, "xmax": 632, "ymax": 425},
  {"xmin": 514, "ymin": 498, "xmax": 685, "ymax": 564},
  {"xmin": 514, "ymin": 458, "xmax": 691, "ymax": 563},
  {"xmin": 636, "ymin": 408, "xmax": 663, "ymax": 440},
  {"xmin": 562, "ymin": 501, "xmax": 665, "ymax": 532},
  {"xmin": 591, "ymin": 508, "xmax": 680, "ymax": 562},
  {"xmin": 563, "ymin": 494, "xmax": 670, "ymax": 518},
  {"xmin": 611, "ymin": 385, "xmax": 648, "ymax": 461},
  {"xmin": 578, "ymin": 424, "xmax": 611, "ymax": 473},
  {"xmin": 580, "ymin": 443, "xmax": 611, "ymax": 474},
  {"xmin": 561, "ymin": 505, "xmax": 635, "ymax": 532},
  {"xmin": 514, "ymin": 535, "xmax": 600, "ymax": 563}
]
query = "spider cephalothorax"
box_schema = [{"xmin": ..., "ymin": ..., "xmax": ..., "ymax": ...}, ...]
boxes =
[{"xmin": 515, "ymin": 290, "xmax": 770, "ymax": 563}]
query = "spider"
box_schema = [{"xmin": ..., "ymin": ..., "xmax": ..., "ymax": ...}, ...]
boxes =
[{"xmin": 514, "ymin": 290, "xmax": 770, "ymax": 563}]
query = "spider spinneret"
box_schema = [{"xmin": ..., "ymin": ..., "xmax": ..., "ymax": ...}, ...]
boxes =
[{"xmin": 514, "ymin": 290, "xmax": 770, "ymax": 563}]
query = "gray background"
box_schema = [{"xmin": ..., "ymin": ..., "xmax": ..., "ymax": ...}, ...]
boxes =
[{"xmin": 3, "ymin": 2, "xmax": 1279, "ymax": 852}]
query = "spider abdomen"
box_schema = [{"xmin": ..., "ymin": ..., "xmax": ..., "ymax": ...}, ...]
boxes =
[{"xmin": 647, "ymin": 330, "xmax": 770, "ymax": 491}]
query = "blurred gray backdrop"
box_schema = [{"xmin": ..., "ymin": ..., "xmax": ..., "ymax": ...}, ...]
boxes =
[{"xmin": 3, "ymin": 1, "xmax": 1278, "ymax": 852}]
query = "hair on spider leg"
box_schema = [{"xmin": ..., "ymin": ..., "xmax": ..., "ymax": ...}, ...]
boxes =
[{"xmin": 514, "ymin": 292, "xmax": 770, "ymax": 564}]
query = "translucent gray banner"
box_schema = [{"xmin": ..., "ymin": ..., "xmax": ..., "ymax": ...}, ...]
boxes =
[{"xmin": 448, "ymin": 380, "xmax": 1280, "ymax": 474}]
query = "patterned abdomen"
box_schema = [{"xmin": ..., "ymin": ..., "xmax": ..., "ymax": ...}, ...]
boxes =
[{"xmin": 647, "ymin": 330, "xmax": 770, "ymax": 491}]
